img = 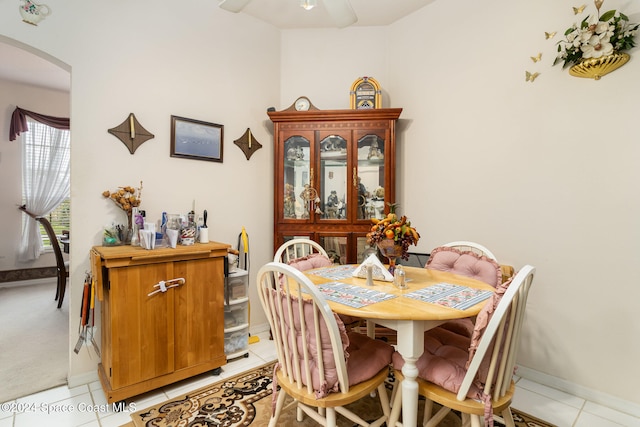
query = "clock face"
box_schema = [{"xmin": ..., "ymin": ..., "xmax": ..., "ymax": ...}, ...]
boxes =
[{"xmin": 295, "ymin": 97, "xmax": 311, "ymax": 111}]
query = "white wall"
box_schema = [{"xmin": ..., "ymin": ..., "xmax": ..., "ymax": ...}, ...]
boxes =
[
  {"xmin": 278, "ymin": 0, "xmax": 640, "ymax": 411},
  {"xmin": 389, "ymin": 0, "xmax": 640, "ymax": 408},
  {"xmin": 1, "ymin": 0, "xmax": 280, "ymax": 382},
  {"xmin": 279, "ymin": 27, "xmax": 391, "ymax": 109},
  {"xmin": 0, "ymin": 79, "xmax": 69, "ymax": 271},
  {"xmin": 2, "ymin": 0, "xmax": 639, "ymax": 413}
]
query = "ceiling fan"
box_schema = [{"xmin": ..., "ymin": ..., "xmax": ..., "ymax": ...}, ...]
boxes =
[{"xmin": 218, "ymin": 0, "xmax": 358, "ymax": 28}]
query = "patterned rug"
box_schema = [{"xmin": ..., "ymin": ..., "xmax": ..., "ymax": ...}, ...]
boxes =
[{"xmin": 127, "ymin": 361, "xmax": 555, "ymax": 427}]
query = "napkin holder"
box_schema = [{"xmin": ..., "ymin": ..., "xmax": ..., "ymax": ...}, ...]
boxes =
[{"xmin": 352, "ymin": 254, "xmax": 393, "ymax": 282}]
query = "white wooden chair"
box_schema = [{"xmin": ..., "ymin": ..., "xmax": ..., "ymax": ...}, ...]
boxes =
[
  {"xmin": 275, "ymin": 239, "xmax": 363, "ymax": 330},
  {"xmin": 442, "ymin": 240, "xmax": 497, "ymax": 260},
  {"xmin": 274, "ymin": 238, "xmax": 329, "ymax": 263},
  {"xmin": 441, "ymin": 241, "xmax": 515, "ymax": 284},
  {"xmin": 388, "ymin": 265, "xmax": 536, "ymax": 427},
  {"xmin": 257, "ymin": 262, "xmax": 392, "ymax": 427}
]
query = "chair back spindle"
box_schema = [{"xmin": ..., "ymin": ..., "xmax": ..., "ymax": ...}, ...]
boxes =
[{"xmin": 274, "ymin": 238, "xmax": 329, "ymax": 264}]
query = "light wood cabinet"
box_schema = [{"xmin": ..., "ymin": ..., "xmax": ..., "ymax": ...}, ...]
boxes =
[
  {"xmin": 90, "ymin": 242, "xmax": 229, "ymax": 403},
  {"xmin": 268, "ymin": 108, "xmax": 402, "ymax": 264}
]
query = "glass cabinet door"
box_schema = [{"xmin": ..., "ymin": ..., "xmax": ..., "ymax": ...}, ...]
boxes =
[
  {"xmin": 283, "ymin": 135, "xmax": 311, "ymax": 220},
  {"xmin": 319, "ymin": 235, "xmax": 348, "ymax": 265},
  {"xmin": 356, "ymin": 133, "xmax": 386, "ymax": 220},
  {"xmin": 318, "ymin": 135, "xmax": 348, "ymax": 221},
  {"xmin": 356, "ymin": 235, "xmax": 377, "ymax": 263}
]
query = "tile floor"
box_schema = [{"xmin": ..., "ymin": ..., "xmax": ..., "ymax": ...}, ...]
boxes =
[{"xmin": 0, "ymin": 331, "xmax": 638, "ymax": 427}]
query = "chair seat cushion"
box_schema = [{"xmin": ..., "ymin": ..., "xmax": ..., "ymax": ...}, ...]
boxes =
[
  {"xmin": 392, "ymin": 275, "xmax": 515, "ymax": 400},
  {"xmin": 438, "ymin": 317, "xmax": 474, "ymax": 337},
  {"xmin": 287, "ymin": 253, "xmax": 334, "ymax": 271},
  {"xmin": 346, "ymin": 332, "xmax": 393, "ymax": 386},
  {"xmin": 426, "ymin": 246, "xmax": 502, "ymax": 288},
  {"xmin": 392, "ymin": 327, "xmax": 481, "ymax": 398}
]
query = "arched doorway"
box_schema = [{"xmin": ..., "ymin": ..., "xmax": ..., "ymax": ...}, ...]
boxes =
[{"xmin": 0, "ymin": 37, "xmax": 71, "ymax": 403}]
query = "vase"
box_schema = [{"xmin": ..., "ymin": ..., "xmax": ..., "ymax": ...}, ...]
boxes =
[
  {"xmin": 377, "ymin": 240, "xmax": 404, "ymax": 274},
  {"xmin": 569, "ymin": 52, "xmax": 630, "ymax": 80}
]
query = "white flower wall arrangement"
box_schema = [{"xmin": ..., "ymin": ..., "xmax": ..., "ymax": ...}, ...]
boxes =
[{"xmin": 553, "ymin": 1, "xmax": 639, "ymax": 79}]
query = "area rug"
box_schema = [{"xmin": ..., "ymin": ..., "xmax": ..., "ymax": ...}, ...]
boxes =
[{"xmin": 128, "ymin": 362, "xmax": 555, "ymax": 427}]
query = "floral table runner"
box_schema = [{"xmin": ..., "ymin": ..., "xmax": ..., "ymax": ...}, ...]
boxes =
[
  {"xmin": 309, "ymin": 265, "xmax": 358, "ymax": 280},
  {"xmin": 404, "ymin": 282, "xmax": 492, "ymax": 310},
  {"xmin": 317, "ymin": 282, "xmax": 397, "ymax": 308}
]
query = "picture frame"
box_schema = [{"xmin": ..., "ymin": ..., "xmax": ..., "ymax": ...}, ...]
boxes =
[{"xmin": 170, "ymin": 115, "xmax": 223, "ymax": 162}]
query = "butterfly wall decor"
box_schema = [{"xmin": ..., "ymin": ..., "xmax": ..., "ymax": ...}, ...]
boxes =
[
  {"xmin": 525, "ymin": 71, "xmax": 540, "ymax": 82},
  {"xmin": 573, "ymin": 4, "xmax": 586, "ymax": 14},
  {"xmin": 545, "ymin": 31, "xmax": 557, "ymax": 39},
  {"xmin": 530, "ymin": 53, "xmax": 542, "ymax": 63}
]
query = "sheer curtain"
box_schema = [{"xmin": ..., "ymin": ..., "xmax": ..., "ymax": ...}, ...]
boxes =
[{"xmin": 19, "ymin": 118, "xmax": 71, "ymax": 261}]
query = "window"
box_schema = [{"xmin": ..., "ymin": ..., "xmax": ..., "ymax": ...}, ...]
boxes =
[
  {"xmin": 21, "ymin": 119, "xmax": 71, "ymax": 249},
  {"xmin": 39, "ymin": 199, "xmax": 70, "ymax": 247}
]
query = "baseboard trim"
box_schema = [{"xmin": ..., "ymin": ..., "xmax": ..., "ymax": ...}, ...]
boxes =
[
  {"xmin": 0, "ymin": 277, "xmax": 55, "ymax": 289},
  {"xmin": 67, "ymin": 370, "xmax": 99, "ymax": 390},
  {"xmin": 249, "ymin": 322, "xmax": 271, "ymax": 337},
  {"xmin": 516, "ymin": 365, "xmax": 640, "ymax": 418},
  {"xmin": 0, "ymin": 267, "xmax": 57, "ymax": 283}
]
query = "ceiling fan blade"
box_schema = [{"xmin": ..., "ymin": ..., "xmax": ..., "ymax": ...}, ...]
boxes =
[
  {"xmin": 218, "ymin": 0, "xmax": 253, "ymax": 13},
  {"xmin": 323, "ymin": 0, "xmax": 357, "ymax": 28}
]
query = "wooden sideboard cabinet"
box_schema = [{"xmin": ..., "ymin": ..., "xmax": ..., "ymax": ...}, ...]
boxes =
[
  {"xmin": 268, "ymin": 108, "xmax": 402, "ymax": 264},
  {"xmin": 90, "ymin": 242, "xmax": 230, "ymax": 403}
]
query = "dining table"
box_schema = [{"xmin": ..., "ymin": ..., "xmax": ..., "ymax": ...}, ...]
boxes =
[{"xmin": 302, "ymin": 264, "xmax": 495, "ymax": 427}]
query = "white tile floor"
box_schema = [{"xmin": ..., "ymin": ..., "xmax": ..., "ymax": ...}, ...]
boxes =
[{"xmin": 0, "ymin": 331, "xmax": 638, "ymax": 427}]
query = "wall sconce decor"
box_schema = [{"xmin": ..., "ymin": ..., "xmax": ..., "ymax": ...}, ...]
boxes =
[
  {"xmin": 233, "ymin": 128, "xmax": 262, "ymax": 160},
  {"xmin": 551, "ymin": 1, "xmax": 639, "ymax": 80},
  {"xmin": 108, "ymin": 113, "xmax": 155, "ymax": 154}
]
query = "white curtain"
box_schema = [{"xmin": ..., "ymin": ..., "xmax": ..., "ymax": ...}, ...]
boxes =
[{"xmin": 19, "ymin": 119, "xmax": 71, "ymax": 261}]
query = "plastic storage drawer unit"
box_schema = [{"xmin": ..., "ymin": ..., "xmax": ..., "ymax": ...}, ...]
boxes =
[{"xmin": 224, "ymin": 268, "xmax": 249, "ymax": 359}]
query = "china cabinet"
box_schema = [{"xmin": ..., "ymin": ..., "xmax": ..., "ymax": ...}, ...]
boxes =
[
  {"xmin": 90, "ymin": 242, "xmax": 229, "ymax": 403},
  {"xmin": 268, "ymin": 108, "xmax": 402, "ymax": 264}
]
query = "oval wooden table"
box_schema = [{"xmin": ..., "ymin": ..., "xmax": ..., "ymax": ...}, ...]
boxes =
[{"xmin": 303, "ymin": 265, "xmax": 495, "ymax": 427}]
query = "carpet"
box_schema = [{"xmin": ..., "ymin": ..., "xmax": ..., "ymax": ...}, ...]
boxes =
[
  {"xmin": 128, "ymin": 362, "xmax": 556, "ymax": 427},
  {"xmin": 0, "ymin": 280, "xmax": 69, "ymax": 403}
]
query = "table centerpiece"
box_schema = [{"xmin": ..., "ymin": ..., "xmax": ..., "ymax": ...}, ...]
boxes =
[{"xmin": 366, "ymin": 203, "xmax": 420, "ymax": 274}]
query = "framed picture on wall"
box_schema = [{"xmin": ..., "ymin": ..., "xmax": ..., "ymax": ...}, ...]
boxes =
[{"xmin": 170, "ymin": 115, "xmax": 223, "ymax": 162}]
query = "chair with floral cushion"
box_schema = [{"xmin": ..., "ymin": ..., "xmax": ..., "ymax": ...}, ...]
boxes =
[
  {"xmin": 388, "ymin": 265, "xmax": 536, "ymax": 427},
  {"xmin": 257, "ymin": 262, "xmax": 393, "ymax": 427},
  {"xmin": 274, "ymin": 239, "xmax": 362, "ymax": 330}
]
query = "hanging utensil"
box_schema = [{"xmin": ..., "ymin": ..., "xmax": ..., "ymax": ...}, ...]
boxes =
[{"xmin": 74, "ymin": 273, "xmax": 91, "ymax": 354}]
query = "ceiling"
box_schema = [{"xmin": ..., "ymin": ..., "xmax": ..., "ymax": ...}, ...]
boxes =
[
  {"xmin": 234, "ymin": 0, "xmax": 434, "ymax": 29},
  {"xmin": 0, "ymin": 0, "xmax": 432, "ymax": 92},
  {"xmin": 0, "ymin": 42, "xmax": 70, "ymax": 92}
]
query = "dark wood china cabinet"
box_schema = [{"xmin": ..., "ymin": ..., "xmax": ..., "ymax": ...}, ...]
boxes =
[{"xmin": 268, "ymin": 107, "xmax": 402, "ymax": 264}]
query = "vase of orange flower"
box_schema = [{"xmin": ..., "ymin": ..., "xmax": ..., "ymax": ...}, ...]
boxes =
[{"xmin": 366, "ymin": 203, "xmax": 420, "ymax": 274}]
